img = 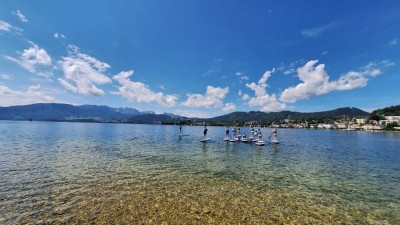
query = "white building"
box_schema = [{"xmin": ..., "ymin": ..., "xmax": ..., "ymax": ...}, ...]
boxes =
[
  {"xmin": 385, "ymin": 116, "xmax": 400, "ymax": 123},
  {"xmin": 363, "ymin": 124, "xmax": 384, "ymax": 131},
  {"xmin": 336, "ymin": 123, "xmax": 348, "ymax": 129},
  {"xmin": 323, "ymin": 124, "xmax": 338, "ymax": 129},
  {"xmin": 356, "ymin": 118, "xmax": 367, "ymax": 124}
]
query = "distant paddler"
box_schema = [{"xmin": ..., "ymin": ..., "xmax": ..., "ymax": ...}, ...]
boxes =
[
  {"xmin": 225, "ymin": 126, "xmax": 230, "ymax": 138},
  {"xmin": 271, "ymin": 128, "xmax": 278, "ymax": 140},
  {"xmin": 232, "ymin": 127, "xmax": 237, "ymax": 139},
  {"xmin": 203, "ymin": 123, "xmax": 208, "ymax": 139},
  {"xmin": 257, "ymin": 128, "xmax": 262, "ymax": 140}
]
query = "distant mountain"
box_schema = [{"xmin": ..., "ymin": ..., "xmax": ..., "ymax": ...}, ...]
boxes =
[
  {"xmin": 126, "ymin": 114, "xmax": 185, "ymax": 124},
  {"xmin": 206, "ymin": 107, "xmax": 369, "ymax": 122},
  {"xmin": 371, "ymin": 105, "xmax": 400, "ymax": 116},
  {"xmin": 0, "ymin": 103, "xmax": 153, "ymax": 122},
  {"xmin": 0, "ymin": 104, "xmax": 370, "ymax": 124}
]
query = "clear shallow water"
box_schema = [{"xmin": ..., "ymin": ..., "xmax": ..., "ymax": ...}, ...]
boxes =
[{"xmin": 0, "ymin": 121, "xmax": 399, "ymax": 224}]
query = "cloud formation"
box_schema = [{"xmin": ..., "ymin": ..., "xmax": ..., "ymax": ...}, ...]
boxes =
[
  {"xmin": 301, "ymin": 22, "xmax": 336, "ymax": 38},
  {"xmin": 12, "ymin": 10, "xmax": 28, "ymax": 22},
  {"xmin": 174, "ymin": 109, "xmax": 212, "ymax": 119},
  {"xmin": 180, "ymin": 86, "xmax": 229, "ymax": 108},
  {"xmin": 4, "ymin": 41, "xmax": 52, "ymax": 77},
  {"xmin": 241, "ymin": 93, "xmax": 250, "ymax": 101},
  {"xmin": 0, "ymin": 20, "xmax": 22, "ymax": 33},
  {"xmin": 236, "ymin": 71, "xmax": 249, "ymax": 82},
  {"xmin": 112, "ymin": 70, "xmax": 177, "ymax": 106},
  {"xmin": 279, "ymin": 60, "xmax": 388, "ymax": 103},
  {"xmin": 0, "ymin": 73, "xmax": 12, "ymax": 80},
  {"xmin": 58, "ymin": 45, "xmax": 112, "ymax": 96},
  {"xmin": 222, "ymin": 102, "xmax": 236, "ymax": 112},
  {"xmin": 0, "ymin": 20, "xmax": 13, "ymax": 32},
  {"xmin": 54, "ymin": 32, "xmax": 66, "ymax": 39},
  {"xmin": 389, "ymin": 38, "xmax": 398, "ymax": 46},
  {"xmin": 0, "ymin": 84, "xmax": 54, "ymax": 106},
  {"xmin": 245, "ymin": 69, "xmax": 286, "ymax": 112}
]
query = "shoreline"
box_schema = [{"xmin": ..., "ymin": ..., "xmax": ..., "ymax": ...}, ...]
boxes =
[{"xmin": 2, "ymin": 119, "xmax": 399, "ymax": 133}]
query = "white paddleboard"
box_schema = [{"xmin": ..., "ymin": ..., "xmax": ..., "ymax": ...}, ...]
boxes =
[
  {"xmin": 255, "ymin": 141, "xmax": 265, "ymax": 146},
  {"xmin": 200, "ymin": 137, "xmax": 211, "ymax": 142},
  {"xmin": 271, "ymin": 139, "xmax": 280, "ymax": 144}
]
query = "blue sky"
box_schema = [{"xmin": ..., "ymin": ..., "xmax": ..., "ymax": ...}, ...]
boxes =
[{"xmin": 1, "ymin": 0, "xmax": 399, "ymax": 118}]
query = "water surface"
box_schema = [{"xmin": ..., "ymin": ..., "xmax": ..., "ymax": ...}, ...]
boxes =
[{"xmin": 0, "ymin": 121, "xmax": 399, "ymax": 224}]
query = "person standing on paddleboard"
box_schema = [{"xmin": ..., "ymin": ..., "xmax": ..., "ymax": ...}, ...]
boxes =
[
  {"xmin": 232, "ymin": 127, "xmax": 237, "ymax": 138},
  {"xmin": 203, "ymin": 123, "xmax": 208, "ymax": 139},
  {"xmin": 272, "ymin": 128, "xmax": 278, "ymax": 140},
  {"xmin": 225, "ymin": 126, "xmax": 230, "ymax": 138},
  {"xmin": 257, "ymin": 128, "xmax": 262, "ymax": 140}
]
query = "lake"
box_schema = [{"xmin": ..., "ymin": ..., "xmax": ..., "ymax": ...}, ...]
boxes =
[{"xmin": 0, "ymin": 121, "xmax": 399, "ymax": 224}]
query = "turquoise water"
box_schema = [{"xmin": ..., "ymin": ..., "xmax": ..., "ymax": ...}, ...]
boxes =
[{"xmin": 0, "ymin": 121, "xmax": 399, "ymax": 224}]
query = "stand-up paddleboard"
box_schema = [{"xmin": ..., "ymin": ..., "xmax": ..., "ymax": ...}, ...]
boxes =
[
  {"xmin": 200, "ymin": 137, "xmax": 211, "ymax": 142},
  {"xmin": 241, "ymin": 138, "xmax": 249, "ymax": 143},
  {"xmin": 179, "ymin": 133, "xmax": 189, "ymax": 136},
  {"xmin": 229, "ymin": 138, "xmax": 239, "ymax": 142},
  {"xmin": 271, "ymin": 139, "xmax": 280, "ymax": 144},
  {"xmin": 255, "ymin": 140, "xmax": 265, "ymax": 146}
]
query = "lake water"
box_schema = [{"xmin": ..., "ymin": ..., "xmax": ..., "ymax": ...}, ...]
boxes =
[{"xmin": 0, "ymin": 121, "xmax": 399, "ymax": 224}]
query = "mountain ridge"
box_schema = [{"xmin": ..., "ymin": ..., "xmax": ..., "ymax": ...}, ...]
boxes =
[
  {"xmin": 206, "ymin": 107, "xmax": 369, "ymax": 122},
  {"xmin": 0, "ymin": 103, "xmax": 373, "ymax": 124}
]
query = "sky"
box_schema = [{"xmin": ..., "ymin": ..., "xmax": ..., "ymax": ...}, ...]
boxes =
[{"xmin": 1, "ymin": 0, "xmax": 399, "ymax": 118}]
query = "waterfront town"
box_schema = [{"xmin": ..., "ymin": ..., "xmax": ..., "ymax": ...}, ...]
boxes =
[{"xmin": 261, "ymin": 116, "xmax": 400, "ymax": 131}]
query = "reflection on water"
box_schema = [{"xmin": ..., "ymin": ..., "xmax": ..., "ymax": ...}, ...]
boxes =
[{"xmin": 0, "ymin": 121, "xmax": 399, "ymax": 224}]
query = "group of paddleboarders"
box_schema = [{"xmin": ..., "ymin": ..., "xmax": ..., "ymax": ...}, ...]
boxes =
[
  {"xmin": 178, "ymin": 123, "xmax": 278, "ymax": 142},
  {"xmin": 222, "ymin": 125, "xmax": 278, "ymax": 141}
]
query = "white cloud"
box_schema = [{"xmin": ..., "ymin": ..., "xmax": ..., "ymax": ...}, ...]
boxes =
[
  {"xmin": 0, "ymin": 20, "xmax": 13, "ymax": 31},
  {"xmin": 245, "ymin": 69, "xmax": 286, "ymax": 112},
  {"xmin": 235, "ymin": 71, "xmax": 249, "ymax": 81},
  {"xmin": 283, "ymin": 68, "xmax": 296, "ymax": 75},
  {"xmin": 301, "ymin": 22, "xmax": 335, "ymax": 38},
  {"xmin": 174, "ymin": 109, "xmax": 212, "ymax": 118},
  {"xmin": 4, "ymin": 41, "xmax": 52, "ymax": 77},
  {"xmin": 0, "ymin": 84, "xmax": 55, "ymax": 106},
  {"xmin": 241, "ymin": 93, "xmax": 250, "ymax": 101},
  {"xmin": 238, "ymin": 90, "xmax": 242, "ymax": 96},
  {"xmin": 12, "ymin": 10, "xmax": 28, "ymax": 22},
  {"xmin": 279, "ymin": 60, "xmax": 389, "ymax": 103},
  {"xmin": 223, "ymin": 102, "xmax": 236, "ymax": 112},
  {"xmin": 54, "ymin": 32, "xmax": 66, "ymax": 39},
  {"xmin": 58, "ymin": 45, "xmax": 112, "ymax": 96},
  {"xmin": 0, "ymin": 20, "xmax": 22, "ymax": 33},
  {"xmin": 389, "ymin": 38, "xmax": 398, "ymax": 46},
  {"xmin": 202, "ymin": 66, "xmax": 221, "ymax": 77},
  {"xmin": 0, "ymin": 73, "xmax": 12, "ymax": 80},
  {"xmin": 112, "ymin": 70, "xmax": 177, "ymax": 106},
  {"xmin": 380, "ymin": 60, "xmax": 396, "ymax": 68},
  {"xmin": 180, "ymin": 85, "xmax": 229, "ymax": 108}
]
